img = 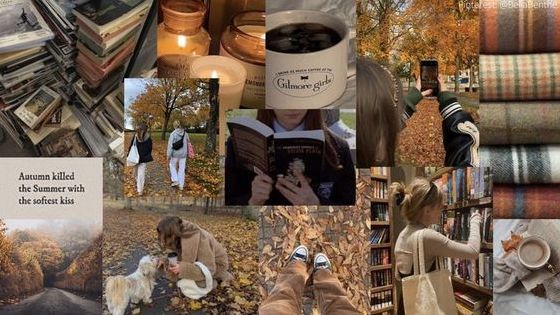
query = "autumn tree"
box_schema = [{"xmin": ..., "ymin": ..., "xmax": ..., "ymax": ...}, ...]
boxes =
[
  {"xmin": 205, "ymin": 78, "xmax": 219, "ymax": 154},
  {"xmin": 358, "ymin": 0, "xmax": 479, "ymax": 92},
  {"xmin": 0, "ymin": 220, "xmax": 13, "ymax": 273},
  {"xmin": 127, "ymin": 79, "xmax": 210, "ymax": 140}
]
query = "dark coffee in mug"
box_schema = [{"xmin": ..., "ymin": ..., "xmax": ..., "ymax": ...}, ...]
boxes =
[{"xmin": 266, "ymin": 23, "xmax": 342, "ymax": 54}]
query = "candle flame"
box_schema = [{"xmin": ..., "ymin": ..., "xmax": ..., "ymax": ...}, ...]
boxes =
[
  {"xmin": 260, "ymin": 33, "xmax": 266, "ymax": 40},
  {"xmin": 210, "ymin": 70, "xmax": 219, "ymax": 79},
  {"xmin": 178, "ymin": 35, "xmax": 187, "ymax": 48}
]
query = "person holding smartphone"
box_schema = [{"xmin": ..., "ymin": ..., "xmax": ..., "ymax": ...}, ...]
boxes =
[{"xmin": 357, "ymin": 57, "xmax": 480, "ymax": 167}]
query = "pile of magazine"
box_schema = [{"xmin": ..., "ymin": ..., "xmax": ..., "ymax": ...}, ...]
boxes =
[{"xmin": 0, "ymin": 0, "xmax": 146, "ymax": 157}]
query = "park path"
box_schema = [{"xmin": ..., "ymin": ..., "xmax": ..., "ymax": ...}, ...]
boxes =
[{"xmin": 0, "ymin": 288, "xmax": 101, "ymax": 315}]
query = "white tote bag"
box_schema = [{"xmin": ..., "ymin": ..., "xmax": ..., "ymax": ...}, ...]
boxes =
[
  {"xmin": 126, "ymin": 137, "xmax": 140, "ymax": 166},
  {"xmin": 176, "ymin": 261, "xmax": 214, "ymax": 299},
  {"xmin": 402, "ymin": 229, "xmax": 458, "ymax": 315}
]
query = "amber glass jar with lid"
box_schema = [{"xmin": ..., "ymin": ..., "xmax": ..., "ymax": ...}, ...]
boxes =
[
  {"xmin": 220, "ymin": 11, "xmax": 265, "ymax": 108},
  {"xmin": 157, "ymin": 0, "xmax": 210, "ymax": 78}
]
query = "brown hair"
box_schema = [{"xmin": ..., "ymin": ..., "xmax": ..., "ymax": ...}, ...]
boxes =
[
  {"xmin": 256, "ymin": 110, "xmax": 342, "ymax": 169},
  {"xmin": 136, "ymin": 123, "xmax": 149, "ymax": 142},
  {"xmin": 356, "ymin": 56, "xmax": 403, "ymax": 167},
  {"xmin": 156, "ymin": 216, "xmax": 182, "ymax": 251},
  {"xmin": 389, "ymin": 178, "xmax": 443, "ymax": 224}
]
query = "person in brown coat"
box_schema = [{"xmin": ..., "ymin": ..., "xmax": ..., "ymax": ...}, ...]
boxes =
[{"xmin": 157, "ymin": 216, "xmax": 234, "ymax": 291}]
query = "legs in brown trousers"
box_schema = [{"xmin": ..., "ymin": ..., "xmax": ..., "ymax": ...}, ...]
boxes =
[
  {"xmin": 259, "ymin": 245, "xmax": 359, "ymax": 315},
  {"xmin": 259, "ymin": 261, "xmax": 308, "ymax": 315},
  {"xmin": 314, "ymin": 269, "xmax": 360, "ymax": 315}
]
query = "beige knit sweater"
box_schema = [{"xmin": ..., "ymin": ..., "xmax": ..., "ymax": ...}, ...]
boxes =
[{"xmin": 395, "ymin": 217, "xmax": 481, "ymax": 276}]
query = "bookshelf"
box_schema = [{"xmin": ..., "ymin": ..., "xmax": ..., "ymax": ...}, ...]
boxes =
[
  {"xmin": 370, "ymin": 167, "xmax": 395, "ymax": 315},
  {"xmin": 431, "ymin": 168, "xmax": 493, "ymax": 315}
]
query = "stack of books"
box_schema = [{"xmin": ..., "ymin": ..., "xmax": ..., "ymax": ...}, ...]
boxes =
[
  {"xmin": 370, "ymin": 248, "xmax": 390, "ymax": 266},
  {"xmin": 372, "ymin": 203, "xmax": 390, "ymax": 221},
  {"xmin": 454, "ymin": 291, "xmax": 489, "ymax": 315},
  {"xmin": 371, "ymin": 269, "xmax": 392, "ymax": 287},
  {"xmin": 73, "ymin": 0, "xmax": 149, "ymax": 109}
]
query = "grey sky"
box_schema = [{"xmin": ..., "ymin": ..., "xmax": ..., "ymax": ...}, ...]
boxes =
[{"xmin": 124, "ymin": 78, "xmax": 150, "ymax": 129}]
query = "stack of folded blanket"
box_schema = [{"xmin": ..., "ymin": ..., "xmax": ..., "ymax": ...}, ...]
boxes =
[{"xmin": 479, "ymin": 0, "xmax": 560, "ymax": 218}]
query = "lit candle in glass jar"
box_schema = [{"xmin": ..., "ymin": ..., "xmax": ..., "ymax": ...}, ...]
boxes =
[
  {"xmin": 157, "ymin": 0, "xmax": 210, "ymax": 78},
  {"xmin": 220, "ymin": 11, "xmax": 266, "ymax": 109},
  {"xmin": 190, "ymin": 56, "xmax": 247, "ymax": 155}
]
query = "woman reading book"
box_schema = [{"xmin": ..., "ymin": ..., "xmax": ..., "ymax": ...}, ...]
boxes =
[
  {"xmin": 127, "ymin": 123, "xmax": 153, "ymax": 196},
  {"xmin": 357, "ymin": 56, "xmax": 480, "ymax": 167},
  {"xmin": 391, "ymin": 178, "xmax": 482, "ymax": 315},
  {"xmin": 225, "ymin": 110, "xmax": 355, "ymax": 206}
]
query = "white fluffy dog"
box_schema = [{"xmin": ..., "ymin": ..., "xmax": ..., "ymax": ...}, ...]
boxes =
[{"xmin": 105, "ymin": 255, "xmax": 158, "ymax": 315}]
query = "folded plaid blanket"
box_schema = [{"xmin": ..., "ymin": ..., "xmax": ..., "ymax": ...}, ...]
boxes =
[
  {"xmin": 494, "ymin": 184, "xmax": 560, "ymax": 218},
  {"xmin": 480, "ymin": 0, "xmax": 560, "ymax": 54},
  {"xmin": 480, "ymin": 145, "xmax": 560, "ymax": 183},
  {"xmin": 480, "ymin": 53, "xmax": 560, "ymax": 101},
  {"xmin": 479, "ymin": 102, "xmax": 560, "ymax": 144}
]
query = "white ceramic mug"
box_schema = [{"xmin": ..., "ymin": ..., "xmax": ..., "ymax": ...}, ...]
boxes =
[
  {"xmin": 266, "ymin": 10, "xmax": 349, "ymax": 109},
  {"xmin": 517, "ymin": 236, "xmax": 551, "ymax": 270}
]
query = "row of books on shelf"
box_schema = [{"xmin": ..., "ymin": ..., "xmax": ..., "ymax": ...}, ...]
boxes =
[
  {"xmin": 434, "ymin": 168, "xmax": 491, "ymax": 205},
  {"xmin": 372, "ymin": 167, "xmax": 388, "ymax": 176},
  {"xmin": 371, "ymin": 248, "xmax": 390, "ymax": 266},
  {"xmin": 370, "ymin": 228, "xmax": 389, "ymax": 245},
  {"xmin": 443, "ymin": 253, "xmax": 493, "ymax": 289},
  {"xmin": 439, "ymin": 208, "xmax": 492, "ymax": 243},
  {"xmin": 372, "ymin": 203, "xmax": 390, "ymax": 221},
  {"xmin": 371, "ymin": 289, "xmax": 393, "ymax": 311},
  {"xmin": 372, "ymin": 180, "xmax": 388, "ymax": 200},
  {"xmin": 371, "ymin": 269, "xmax": 393, "ymax": 287}
]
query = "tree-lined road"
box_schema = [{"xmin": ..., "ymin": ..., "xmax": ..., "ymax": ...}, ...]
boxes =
[{"xmin": 0, "ymin": 288, "xmax": 100, "ymax": 315}]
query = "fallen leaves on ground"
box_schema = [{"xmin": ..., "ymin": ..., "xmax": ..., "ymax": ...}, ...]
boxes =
[
  {"xmin": 258, "ymin": 174, "xmax": 370, "ymax": 314},
  {"xmin": 124, "ymin": 133, "xmax": 221, "ymax": 198},
  {"xmin": 397, "ymin": 99, "xmax": 445, "ymax": 166},
  {"xmin": 103, "ymin": 204, "xmax": 259, "ymax": 314}
]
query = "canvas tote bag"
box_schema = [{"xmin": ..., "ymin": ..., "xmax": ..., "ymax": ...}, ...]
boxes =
[
  {"xmin": 126, "ymin": 136, "xmax": 140, "ymax": 166},
  {"xmin": 177, "ymin": 261, "xmax": 214, "ymax": 299},
  {"xmin": 401, "ymin": 229, "xmax": 458, "ymax": 315}
]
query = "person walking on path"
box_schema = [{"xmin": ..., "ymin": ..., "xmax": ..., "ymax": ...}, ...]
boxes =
[
  {"xmin": 128, "ymin": 123, "xmax": 153, "ymax": 196},
  {"xmin": 167, "ymin": 120, "xmax": 190, "ymax": 191}
]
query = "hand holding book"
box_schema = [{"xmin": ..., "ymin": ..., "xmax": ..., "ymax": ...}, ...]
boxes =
[
  {"xmin": 275, "ymin": 169, "xmax": 320, "ymax": 205},
  {"xmin": 248, "ymin": 168, "xmax": 274, "ymax": 206}
]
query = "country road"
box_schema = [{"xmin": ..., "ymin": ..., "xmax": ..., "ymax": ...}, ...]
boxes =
[{"xmin": 0, "ymin": 288, "xmax": 101, "ymax": 315}]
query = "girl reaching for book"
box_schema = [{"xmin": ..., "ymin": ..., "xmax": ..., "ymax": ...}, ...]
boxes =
[
  {"xmin": 357, "ymin": 56, "xmax": 480, "ymax": 167},
  {"xmin": 225, "ymin": 110, "xmax": 356, "ymax": 206},
  {"xmin": 391, "ymin": 178, "xmax": 481, "ymax": 315}
]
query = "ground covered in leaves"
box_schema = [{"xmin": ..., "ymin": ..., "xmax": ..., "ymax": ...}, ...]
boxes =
[
  {"xmin": 397, "ymin": 94, "xmax": 479, "ymax": 166},
  {"xmin": 258, "ymin": 174, "xmax": 370, "ymax": 314},
  {"xmin": 124, "ymin": 132, "xmax": 221, "ymax": 198},
  {"xmin": 103, "ymin": 201, "xmax": 259, "ymax": 314}
]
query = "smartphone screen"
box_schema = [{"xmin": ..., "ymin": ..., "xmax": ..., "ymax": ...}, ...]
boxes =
[{"xmin": 420, "ymin": 60, "xmax": 439, "ymax": 96}]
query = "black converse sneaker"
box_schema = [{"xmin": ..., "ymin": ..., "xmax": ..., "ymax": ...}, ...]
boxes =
[
  {"xmin": 314, "ymin": 253, "xmax": 331, "ymax": 271},
  {"xmin": 289, "ymin": 245, "xmax": 309, "ymax": 263}
]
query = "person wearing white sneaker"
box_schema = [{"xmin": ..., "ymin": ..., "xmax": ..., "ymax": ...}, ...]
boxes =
[
  {"xmin": 259, "ymin": 245, "xmax": 359, "ymax": 315},
  {"xmin": 167, "ymin": 120, "xmax": 190, "ymax": 191}
]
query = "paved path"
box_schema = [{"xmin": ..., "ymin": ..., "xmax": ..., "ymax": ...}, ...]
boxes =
[{"xmin": 0, "ymin": 288, "xmax": 101, "ymax": 315}]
